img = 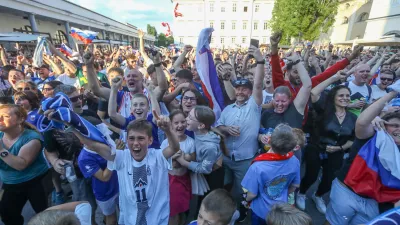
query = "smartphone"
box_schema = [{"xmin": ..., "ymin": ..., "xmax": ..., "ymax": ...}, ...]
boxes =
[{"xmin": 250, "ymin": 39, "xmax": 259, "ymax": 48}]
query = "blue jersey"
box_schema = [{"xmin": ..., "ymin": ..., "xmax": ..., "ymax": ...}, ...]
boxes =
[{"xmin": 26, "ymin": 109, "xmax": 41, "ymax": 128}]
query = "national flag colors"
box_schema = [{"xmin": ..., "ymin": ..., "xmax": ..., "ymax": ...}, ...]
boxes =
[
  {"xmin": 345, "ymin": 130, "xmax": 400, "ymax": 203},
  {"xmin": 70, "ymin": 27, "xmax": 98, "ymax": 44},
  {"xmin": 369, "ymin": 66, "xmax": 381, "ymax": 85},
  {"xmin": 196, "ymin": 28, "xmax": 225, "ymax": 120},
  {"xmin": 174, "ymin": 3, "xmax": 183, "ymax": 17},
  {"xmin": 60, "ymin": 43, "xmax": 73, "ymax": 57},
  {"xmin": 162, "ymin": 22, "xmax": 172, "ymax": 37}
]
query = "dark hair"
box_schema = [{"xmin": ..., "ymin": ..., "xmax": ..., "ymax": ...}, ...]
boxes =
[
  {"xmin": 9, "ymin": 68, "xmax": 25, "ymax": 77},
  {"xmin": 126, "ymin": 119, "xmax": 153, "ymax": 137},
  {"xmin": 332, "ymin": 55, "xmax": 339, "ymax": 60},
  {"xmin": 176, "ymin": 69, "xmax": 193, "ymax": 81},
  {"xmin": 14, "ymin": 91, "xmax": 40, "ymax": 109},
  {"xmin": 273, "ymin": 86, "xmax": 292, "ymax": 99},
  {"xmin": 324, "ymin": 85, "xmax": 351, "ymax": 116},
  {"xmin": 194, "ymin": 105, "xmax": 215, "ymax": 130},
  {"xmin": 270, "ymin": 124, "xmax": 297, "ymax": 155},
  {"xmin": 0, "ymin": 96, "xmax": 14, "ymax": 105},
  {"xmin": 382, "ymin": 111, "xmax": 400, "ymax": 122},
  {"xmin": 180, "ymin": 89, "xmax": 208, "ymax": 111},
  {"xmin": 44, "ymin": 80, "xmax": 63, "ymax": 89},
  {"xmin": 169, "ymin": 109, "xmax": 185, "ymax": 121},
  {"xmin": 201, "ymin": 189, "xmax": 236, "ymax": 225},
  {"xmin": 147, "ymin": 64, "xmax": 156, "ymax": 75},
  {"xmin": 108, "ymin": 67, "xmax": 124, "ymax": 76}
]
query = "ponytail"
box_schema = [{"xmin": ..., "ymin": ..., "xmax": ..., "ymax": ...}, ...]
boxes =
[{"xmin": 211, "ymin": 127, "xmax": 229, "ymax": 157}]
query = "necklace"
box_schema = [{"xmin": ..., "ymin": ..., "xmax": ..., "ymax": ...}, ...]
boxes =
[{"xmin": 335, "ymin": 111, "xmax": 346, "ymax": 119}]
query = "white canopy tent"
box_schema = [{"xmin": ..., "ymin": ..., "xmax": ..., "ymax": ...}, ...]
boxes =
[{"xmin": 0, "ymin": 32, "xmax": 40, "ymax": 42}]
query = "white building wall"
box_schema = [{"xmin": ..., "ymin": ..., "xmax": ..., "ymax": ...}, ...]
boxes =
[
  {"xmin": 364, "ymin": 0, "xmax": 400, "ymax": 39},
  {"xmin": 173, "ymin": 0, "xmax": 274, "ymax": 48}
]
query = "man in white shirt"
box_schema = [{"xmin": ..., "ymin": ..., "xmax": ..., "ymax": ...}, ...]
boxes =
[
  {"xmin": 67, "ymin": 114, "xmax": 180, "ymax": 225},
  {"xmin": 370, "ymin": 70, "xmax": 395, "ymax": 102},
  {"xmin": 346, "ymin": 64, "xmax": 372, "ymax": 116}
]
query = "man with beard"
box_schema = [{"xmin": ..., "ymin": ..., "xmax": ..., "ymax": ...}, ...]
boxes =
[
  {"xmin": 216, "ymin": 45, "xmax": 264, "ymax": 222},
  {"xmin": 345, "ymin": 64, "xmax": 373, "ymax": 116},
  {"xmin": 370, "ymin": 70, "xmax": 395, "ymax": 102}
]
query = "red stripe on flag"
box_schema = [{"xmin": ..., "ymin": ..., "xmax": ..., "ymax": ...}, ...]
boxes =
[
  {"xmin": 201, "ymin": 82, "xmax": 213, "ymax": 108},
  {"xmin": 345, "ymin": 155, "xmax": 400, "ymax": 203},
  {"xmin": 71, "ymin": 33, "xmax": 93, "ymax": 44}
]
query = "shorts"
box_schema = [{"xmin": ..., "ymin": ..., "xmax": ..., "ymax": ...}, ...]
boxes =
[
  {"xmin": 96, "ymin": 194, "xmax": 118, "ymax": 216},
  {"xmin": 169, "ymin": 173, "xmax": 191, "ymax": 216},
  {"xmin": 326, "ymin": 179, "xmax": 379, "ymax": 225}
]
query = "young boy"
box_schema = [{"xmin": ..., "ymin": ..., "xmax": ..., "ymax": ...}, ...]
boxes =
[
  {"xmin": 188, "ymin": 189, "xmax": 238, "ymax": 225},
  {"xmin": 266, "ymin": 203, "xmax": 312, "ymax": 225},
  {"xmin": 241, "ymin": 124, "xmax": 300, "ymax": 225},
  {"xmin": 69, "ymin": 114, "xmax": 180, "ymax": 225}
]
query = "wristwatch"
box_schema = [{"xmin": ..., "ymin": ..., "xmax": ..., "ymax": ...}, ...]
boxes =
[{"xmin": 0, "ymin": 151, "xmax": 9, "ymax": 158}]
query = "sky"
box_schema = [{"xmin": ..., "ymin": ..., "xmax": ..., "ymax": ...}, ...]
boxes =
[{"xmin": 67, "ymin": 0, "xmax": 174, "ymax": 35}]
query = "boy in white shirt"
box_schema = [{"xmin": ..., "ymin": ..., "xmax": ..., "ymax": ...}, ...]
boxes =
[{"xmin": 65, "ymin": 113, "xmax": 180, "ymax": 225}]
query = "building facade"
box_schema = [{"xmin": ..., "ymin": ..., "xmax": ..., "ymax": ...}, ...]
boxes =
[
  {"xmin": 322, "ymin": 0, "xmax": 400, "ymax": 45},
  {"xmin": 172, "ymin": 0, "xmax": 275, "ymax": 48},
  {"xmin": 0, "ymin": 0, "xmax": 155, "ymax": 49}
]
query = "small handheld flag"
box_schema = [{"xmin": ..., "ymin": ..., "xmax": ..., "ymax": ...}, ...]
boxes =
[{"xmin": 60, "ymin": 43, "xmax": 73, "ymax": 57}]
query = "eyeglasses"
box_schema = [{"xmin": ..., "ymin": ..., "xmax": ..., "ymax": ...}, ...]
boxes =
[
  {"xmin": 42, "ymin": 87, "xmax": 53, "ymax": 92},
  {"xmin": 380, "ymin": 77, "xmax": 393, "ymax": 82},
  {"xmin": 183, "ymin": 96, "xmax": 196, "ymax": 102},
  {"xmin": 70, "ymin": 94, "xmax": 83, "ymax": 103},
  {"xmin": 17, "ymin": 87, "xmax": 31, "ymax": 91}
]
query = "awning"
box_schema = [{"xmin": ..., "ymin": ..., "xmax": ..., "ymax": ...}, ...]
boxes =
[
  {"xmin": 334, "ymin": 35, "xmax": 400, "ymax": 46},
  {"xmin": 0, "ymin": 32, "xmax": 40, "ymax": 42}
]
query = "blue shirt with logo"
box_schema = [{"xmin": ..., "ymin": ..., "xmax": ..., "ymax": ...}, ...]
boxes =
[
  {"xmin": 78, "ymin": 148, "xmax": 119, "ymax": 201},
  {"xmin": 241, "ymin": 156, "xmax": 300, "ymax": 218},
  {"xmin": 27, "ymin": 109, "xmax": 41, "ymax": 128}
]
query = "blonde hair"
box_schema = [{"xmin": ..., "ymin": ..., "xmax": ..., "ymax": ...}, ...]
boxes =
[
  {"xmin": 0, "ymin": 104, "xmax": 38, "ymax": 131},
  {"xmin": 267, "ymin": 203, "xmax": 312, "ymax": 225},
  {"xmin": 292, "ymin": 128, "xmax": 306, "ymax": 149}
]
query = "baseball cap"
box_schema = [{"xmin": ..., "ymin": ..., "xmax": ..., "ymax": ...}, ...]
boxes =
[{"xmin": 233, "ymin": 79, "xmax": 253, "ymax": 90}]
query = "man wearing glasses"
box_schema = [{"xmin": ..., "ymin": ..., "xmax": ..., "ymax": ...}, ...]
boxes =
[{"xmin": 370, "ymin": 70, "xmax": 395, "ymax": 102}]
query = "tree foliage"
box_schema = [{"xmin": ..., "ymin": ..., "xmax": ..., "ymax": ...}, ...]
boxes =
[
  {"xmin": 157, "ymin": 33, "xmax": 174, "ymax": 47},
  {"xmin": 270, "ymin": 0, "xmax": 339, "ymax": 43},
  {"xmin": 147, "ymin": 24, "xmax": 157, "ymax": 37}
]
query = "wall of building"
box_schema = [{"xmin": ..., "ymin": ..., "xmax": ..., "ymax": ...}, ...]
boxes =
[{"xmin": 364, "ymin": 0, "xmax": 400, "ymax": 39}]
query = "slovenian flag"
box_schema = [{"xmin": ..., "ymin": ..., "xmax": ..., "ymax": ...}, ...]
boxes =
[
  {"xmin": 60, "ymin": 43, "xmax": 73, "ymax": 57},
  {"xmin": 195, "ymin": 28, "xmax": 225, "ymax": 119},
  {"xmin": 70, "ymin": 27, "xmax": 98, "ymax": 44},
  {"xmin": 369, "ymin": 66, "xmax": 381, "ymax": 85},
  {"xmin": 344, "ymin": 130, "xmax": 400, "ymax": 203}
]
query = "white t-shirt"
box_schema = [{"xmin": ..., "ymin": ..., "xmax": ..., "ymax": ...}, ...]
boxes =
[
  {"xmin": 160, "ymin": 136, "xmax": 195, "ymax": 154},
  {"xmin": 262, "ymin": 90, "xmax": 273, "ymax": 104},
  {"xmin": 347, "ymin": 81, "xmax": 370, "ymax": 100},
  {"xmin": 75, "ymin": 203, "xmax": 92, "ymax": 225},
  {"xmin": 56, "ymin": 74, "xmax": 81, "ymax": 88},
  {"xmin": 113, "ymin": 148, "xmax": 172, "ymax": 225},
  {"xmin": 371, "ymin": 85, "xmax": 387, "ymax": 101}
]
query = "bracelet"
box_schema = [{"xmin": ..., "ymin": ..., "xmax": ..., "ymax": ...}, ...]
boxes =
[
  {"xmin": 256, "ymin": 60, "xmax": 265, "ymax": 65},
  {"xmin": 154, "ymin": 62, "xmax": 162, "ymax": 67}
]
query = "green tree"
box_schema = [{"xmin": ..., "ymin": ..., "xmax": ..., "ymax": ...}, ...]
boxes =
[
  {"xmin": 270, "ymin": 0, "xmax": 339, "ymax": 43},
  {"xmin": 157, "ymin": 33, "xmax": 174, "ymax": 47},
  {"xmin": 147, "ymin": 24, "xmax": 157, "ymax": 37}
]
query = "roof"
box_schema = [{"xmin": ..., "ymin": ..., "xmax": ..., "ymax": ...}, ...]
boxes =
[{"xmin": 334, "ymin": 35, "xmax": 400, "ymax": 46}]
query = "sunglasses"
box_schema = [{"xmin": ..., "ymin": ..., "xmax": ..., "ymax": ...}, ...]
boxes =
[
  {"xmin": 70, "ymin": 94, "xmax": 83, "ymax": 103},
  {"xmin": 380, "ymin": 77, "xmax": 393, "ymax": 82},
  {"xmin": 17, "ymin": 87, "xmax": 31, "ymax": 91},
  {"xmin": 234, "ymin": 79, "xmax": 250, "ymax": 85}
]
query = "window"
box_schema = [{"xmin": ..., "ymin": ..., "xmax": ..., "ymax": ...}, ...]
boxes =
[
  {"xmin": 358, "ymin": 12, "xmax": 369, "ymax": 22},
  {"xmin": 244, "ymin": 6, "xmax": 248, "ymax": 12},
  {"xmin": 211, "ymin": 37, "xmax": 214, "ymax": 43},
  {"xmin": 243, "ymin": 21, "xmax": 247, "ymax": 30},
  {"xmin": 221, "ymin": 37, "xmax": 224, "ymax": 44},
  {"xmin": 342, "ymin": 17, "xmax": 349, "ymax": 24},
  {"xmin": 233, "ymin": 3, "xmax": 237, "ymax": 12},
  {"xmin": 232, "ymin": 21, "xmax": 236, "ymax": 30},
  {"xmin": 262, "ymin": 37, "xmax": 267, "ymax": 44},
  {"xmin": 232, "ymin": 37, "xmax": 236, "ymax": 43},
  {"xmin": 264, "ymin": 22, "xmax": 268, "ymax": 30},
  {"xmin": 221, "ymin": 6, "xmax": 225, "ymax": 12},
  {"xmin": 345, "ymin": 3, "xmax": 350, "ymax": 9},
  {"xmin": 254, "ymin": 22, "xmax": 258, "ymax": 30},
  {"xmin": 255, "ymin": 4, "xmax": 259, "ymax": 12},
  {"xmin": 242, "ymin": 37, "xmax": 246, "ymax": 44},
  {"xmin": 210, "ymin": 21, "xmax": 214, "ymax": 28},
  {"xmin": 179, "ymin": 37, "xmax": 183, "ymax": 44},
  {"xmin": 210, "ymin": 2, "xmax": 214, "ymax": 12},
  {"xmin": 221, "ymin": 21, "xmax": 225, "ymax": 30}
]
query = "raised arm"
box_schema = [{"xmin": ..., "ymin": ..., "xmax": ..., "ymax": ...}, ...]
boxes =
[
  {"xmin": 249, "ymin": 45, "xmax": 264, "ymax": 105},
  {"xmin": 43, "ymin": 54, "xmax": 63, "ymax": 76},
  {"xmin": 106, "ymin": 48, "xmax": 121, "ymax": 74},
  {"xmin": 270, "ymin": 32, "xmax": 286, "ymax": 88},
  {"xmin": 151, "ymin": 52, "xmax": 168, "ymax": 101},
  {"xmin": 108, "ymin": 76, "xmax": 126, "ymax": 126},
  {"xmin": 311, "ymin": 72, "xmax": 345, "ymax": 103},
  {"xmin": 173, "ymin": 45, "xmax": 191, "ymax": 73},
  {"xmin": 83, "ymin": 51, "xmax": 111, "ymax": 100},
  {"xmin": 356, "ymin": 90, "xmax": 398, "ymax": 139},
  {"xmin": 155, "ymin": 113, "xmax": 180, "ymax": 159},
  {"xmin": 370, "ymin": 53, "xmax": 385, "ymax": 77},
  {"xmin": 323, "ymin": 44, "xmax": 334, "ymax": 69},
  {"xmin": 0, "ymin": 45, "xmax": 9, "ymax": 66},
  {"xmin": 138, "ymin": 30, "xmax": 152, "ymax": 66},
  {"xmin": 48, "ymin": 42, "xmax": 77, "ymax": 75},
  {"xmin": 291, "ymin": 56, "xmax": 312, "ymax": 114}
]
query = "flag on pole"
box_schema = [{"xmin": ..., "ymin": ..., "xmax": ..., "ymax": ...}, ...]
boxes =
[
  {"xmin": 60, "ymin": 43, "xmax": 73, "ymax": 57},
  {"xmin": 196, "ymin": 27, "xmax": 225, "ymax": 120},
  {"xmin": 70, "ymin": 27, "xmax": 98, "ymax": 44},
  {"xmin": 344, "ymin": 130, "xmax": 400, "ymax": 203}
]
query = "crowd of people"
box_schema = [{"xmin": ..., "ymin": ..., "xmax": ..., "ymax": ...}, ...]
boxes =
[{"xmin": 0, "ymin": 26, "xmax": 399, "ymax": 225}]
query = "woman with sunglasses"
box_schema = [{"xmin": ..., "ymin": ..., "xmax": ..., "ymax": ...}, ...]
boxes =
[
  {"xmin": 370, "ymin": 70, "xmax": 395, "ymax": 102},
  {"xmin": 15, "ymin": 80, "xmax": 43, "ymax": 99},
  {"xmin": 14, "ymin": 91, "xmax": 41, "ymax": 127},
  {"xmin": 42, "ymin": 80, "xmax": 63, "ymax": 99}
]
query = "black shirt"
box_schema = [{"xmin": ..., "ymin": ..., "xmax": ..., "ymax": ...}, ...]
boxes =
[{"xmin": 261, "ymin": 102, "xmax": 303, "ymax": 129}]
